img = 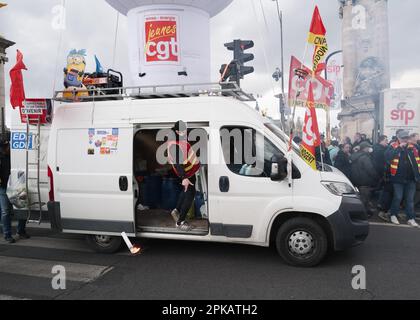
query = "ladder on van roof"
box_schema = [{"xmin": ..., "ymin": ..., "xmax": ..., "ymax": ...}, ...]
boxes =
[{"xmin": 25, "ymin": 117, "xmax": 45, "ymax": 224}]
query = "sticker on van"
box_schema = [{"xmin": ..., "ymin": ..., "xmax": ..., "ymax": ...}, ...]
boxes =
[{"xmin": 11, "ymin": 132, "xmax": 33, "ymax": 150}]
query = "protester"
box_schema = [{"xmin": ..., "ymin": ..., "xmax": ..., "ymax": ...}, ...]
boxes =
[
  {"xmin": 373, "ymin": 135, "xmax": 389, "ymax": 177},
  {"xmin": 316, "ymin": 134, "xmax": 332, "ymax": 166},
  {"xmin": 167, "ymin": 120, "xmax": 201, "ymax": 232},
  {"xmin": 343, "ymin": 136, "xmax": 352, "ymax": 146},
  {"xmin": 350, "ymin": 142, "xmax": 379, "ymax": 217},
  {"xmin": 352, "ymin": 133, "xmax": 362, "ymax": 149},
  {"xmin": 328, "ymin": 140, "xmax": 340, "ymax": 166},
  {"xmin": 0, "ymin": 139, "xmax": 30, "ymax": 243},
  {"xmin": 409, "ymin": 133, "xmax": 420, "ymax": 211},
  {"xmin": 385, "ymin": 130, "xmax": 420, "ymax": 227},
  {"xmin": 376, "ymin": 135, "xmax": 393, "ymax": 222},
  {"xmin": 334, "ymin": 143, "xmax": 352, "ymax": 179}
]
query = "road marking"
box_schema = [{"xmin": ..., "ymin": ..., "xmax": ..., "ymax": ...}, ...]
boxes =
[
  {"xmin": 370, "ymin": 222, "xmax": 419, "ymax": 229},
  {"xmin": 0, "ymin": 256, "xmax": 113, "ymax": 283},
  {"xmin": 0, "ymin": 295, "xmax": 30, "ymax": 300},
  {"xmin": 2, "ymin": 236, "xmax": 92, "ymax": 252}
]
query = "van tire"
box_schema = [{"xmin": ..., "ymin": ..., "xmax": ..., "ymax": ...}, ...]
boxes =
[
  {"xmin": 86, "ymin": 235, "xmax": 122, "ymax": 254},
  {"xmin": 275, "ymin": 217, "xmax": 328, "ymax": 267}
]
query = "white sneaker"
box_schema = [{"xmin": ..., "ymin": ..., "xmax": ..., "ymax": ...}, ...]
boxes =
[
  {"xmin": 390, "ymin": 216, "xmax": 400, "ymax": 225},
  {"xmin": 407, "ymin": 219, "xmax": 419, "ymax": 228}
]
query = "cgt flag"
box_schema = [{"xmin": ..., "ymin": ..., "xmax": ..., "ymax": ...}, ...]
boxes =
[
  {"xmin": 300, "ymin": 83, "xmax": 321, "ymax": 171},
  {"xmin": 9, "ymin": 50, "xmax": 27, "ymax": 109},
  {"xmin": 307, "ymin": 6, "xmax": 328, "ymax": 76}
]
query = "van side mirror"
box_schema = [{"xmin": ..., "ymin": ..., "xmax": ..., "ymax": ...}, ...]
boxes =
[{"xmin": 271, "ymin": 155, "xmax": 288, "ymax": 181}]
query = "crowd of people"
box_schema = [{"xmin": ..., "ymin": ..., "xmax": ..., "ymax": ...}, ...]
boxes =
[{"xmin": 326, "ymin": 130, "xmax": 420, "ymax": 227}]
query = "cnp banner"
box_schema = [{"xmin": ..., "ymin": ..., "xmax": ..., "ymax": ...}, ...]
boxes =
[
  {"xmin": 144, "ymin": 15, "xmax": 180, "ymax": 64},
  {"xmin": 381, "ymin": 88, "xmax": 420, "ymax": 137},
  {"xmin": 288, "ymin": 56, "xmax": 334, "ymax": 110}
]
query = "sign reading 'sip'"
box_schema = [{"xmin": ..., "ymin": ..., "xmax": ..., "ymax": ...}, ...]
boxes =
[
  {"xmin": 11, "ymin": 132, "xmax": 33, "ymax": 150},
  {"xmin": 144, "ymin": 15, "xmax": 179, "ymax": 64}
]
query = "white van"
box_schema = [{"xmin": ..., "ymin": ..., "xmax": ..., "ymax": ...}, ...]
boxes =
[{"xmin": 11, "ymin": 85, "xmax": 369, "ymax": 267}]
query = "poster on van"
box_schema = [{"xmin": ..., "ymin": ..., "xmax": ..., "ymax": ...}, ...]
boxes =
[
  {"xmin": 144, "ymin": 15, "xmax": 180, "ymax": 65},
  {"xmin": 88, "ymin": 128, "xmax": 119, "ymax": 156}
]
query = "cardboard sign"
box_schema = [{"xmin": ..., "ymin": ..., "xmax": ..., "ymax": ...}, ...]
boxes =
[
  {"xmin": 144, "ymin": 15, "xmax": 179, "ymax": 64},
  {"xmin": 20, "ymin": 99, "xmax": 52, "ymax": 124}
]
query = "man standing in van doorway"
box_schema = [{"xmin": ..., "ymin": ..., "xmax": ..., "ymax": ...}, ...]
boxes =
[
  {"xmin": 0, "ymin": 138, "xmax": 30, "ymax": 243},
  {"xmin": 167, "ymin": 121, "xmax": 201, "ymax": 232}
]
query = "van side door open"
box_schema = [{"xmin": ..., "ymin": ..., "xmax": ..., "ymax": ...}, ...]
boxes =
[{"xmin": 55, "ymin": 126, "xmax": 135, "ymax": 235}]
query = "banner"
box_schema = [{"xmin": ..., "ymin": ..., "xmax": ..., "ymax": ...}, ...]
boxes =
[
  {"xmin": 288, "ymin": 56, "xmax": 334, "ymax": 109},
  {"xmin": 300, "ymin": 83, "xmax": 320, "ymax": 171},
  {"xmin": 381, "ymin": 88, "xmax": 420, "ymax": 137},
  {"xmin": 308, "ymin": 6, "xmax": 328, "ymax": 75},
  {"xmin": 144, "ymin": 15, "xmax": 180, "ymax": 64},
  {"xmin": 326, "ymin": 53, "xmax": 343, "ymax": 110}
]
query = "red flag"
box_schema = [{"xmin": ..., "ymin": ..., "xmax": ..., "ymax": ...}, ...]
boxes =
[
  {"xmin": 9, "ymin": 50, "xmax": 27, "ymax": 109},
  {"xmin": 308, "ymin": 6, "xmax": 326, "ymax": 38},
  {"xmin": 307, "ymin": 6, "xmax": 328, "ymax": 75},
  {"xmin": 300, "ymin": 83, "xmax": 321, "ymax": 170}
]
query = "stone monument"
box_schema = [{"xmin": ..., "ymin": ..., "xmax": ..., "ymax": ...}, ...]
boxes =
[{"xmin": 338, "ymin": 0, "xmax": 390, "ymax": 140}]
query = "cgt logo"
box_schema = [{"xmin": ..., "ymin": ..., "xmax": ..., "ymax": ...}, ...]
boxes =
[
  {"xmin": 144, "ymin": 17, "xmax": 179, "ymax": 63},
  {"xmin": 390, "ymin": 102, "xmax": 415, "ymax": 125}
]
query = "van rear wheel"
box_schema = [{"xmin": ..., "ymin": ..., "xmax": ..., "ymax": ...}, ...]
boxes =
[
  {"xmin": 275, "ymin": 217, "xmax": 328, "ymax": 267},
  {"xmin": 86, "ymin": 235, "xmax": 122, "ymax": 254}
]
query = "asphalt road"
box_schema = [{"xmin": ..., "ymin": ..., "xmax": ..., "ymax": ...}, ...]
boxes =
[{"xmin": 0, "ymin": 221, "xmax": 420, "ymax": 300}]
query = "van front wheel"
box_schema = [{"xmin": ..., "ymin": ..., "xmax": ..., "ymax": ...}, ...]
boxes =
[
  {"xmin": 275, "ymin": 217, "xmax": 328, "ymax": 267},
  {"xmin": 86, "ymin": 235, "xmax": 122, "ymax": 254}
]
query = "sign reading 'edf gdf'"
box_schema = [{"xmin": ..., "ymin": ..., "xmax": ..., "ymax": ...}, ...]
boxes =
[
  {"xmin": 144, "ymin": 15, "xmax": 180, "ymax": 64},
  {"xmin": 11, "ymin": 132, "xmax": 33, "ymax": 150}
]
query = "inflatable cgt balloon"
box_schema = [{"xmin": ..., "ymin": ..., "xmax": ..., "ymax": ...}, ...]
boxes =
[{"xmin": 63, "ymin": 49, "xmax": 89, "ymax": 99}]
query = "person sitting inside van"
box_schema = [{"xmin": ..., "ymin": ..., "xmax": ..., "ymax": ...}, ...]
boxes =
[{"xmin": 167, "ymin": 121, "xmax": 201, "ymax": 232}]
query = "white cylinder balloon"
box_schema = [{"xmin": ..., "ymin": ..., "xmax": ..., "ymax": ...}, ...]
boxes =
[{"xmin": 105, "ymin": 0, "xmax": 233, "ymax": 87}]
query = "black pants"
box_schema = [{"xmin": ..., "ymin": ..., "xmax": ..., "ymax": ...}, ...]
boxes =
[
  {"xmin": 359, "ymin": 186, "xmax": 377, "ymax": 217},
  {"xmin": 176, "ymin": 176, "xmax": 196, "ymax": 223}
]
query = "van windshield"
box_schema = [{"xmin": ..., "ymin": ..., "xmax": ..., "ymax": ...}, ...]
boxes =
[{"xmin": 264, "ymin": 122, "xmax": 300, "ymax": 156}]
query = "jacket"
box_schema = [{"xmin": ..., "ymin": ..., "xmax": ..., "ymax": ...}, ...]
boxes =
[
  {"xmin": 0, "ymin": 153, "xmax": 11, "ymax": 189},
  {"xmin": 350, "ymin": 151, "xmax": 379, "ymax": 187},
  {"xmin": 167, "ymin": 139, "xmax": 201, "ymax": 179},
  {"xmin": 385, "ymin": 142, "xmax": 420, "ymax": 183},
  {"xmin": 334, "ymin": 150, "xmax": 352, "ymax": 179},
  {"xmin": 372, "ymin": 143, "xmax": 387, "ymax": 178}
]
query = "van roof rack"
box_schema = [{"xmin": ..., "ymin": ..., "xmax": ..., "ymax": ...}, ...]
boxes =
[{"xmin": 53, "ymin": 82, "xmax": 255, "ymax": 103}]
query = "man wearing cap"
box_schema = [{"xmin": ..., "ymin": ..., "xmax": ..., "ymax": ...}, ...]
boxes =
[
  {"xmin": 385, "ymin": 130, "xmax": 420, "ymax": 227},
  {"xmin": 0, "ymin": 139, "xmax": 30, "ymax": 243},
  {"xmin": 167, "ymin": 121, "xmax": 201, "ymax": 232},
  {"xmin": 350, "ymin": 141, "xmax": 380, "ymax": 217}
]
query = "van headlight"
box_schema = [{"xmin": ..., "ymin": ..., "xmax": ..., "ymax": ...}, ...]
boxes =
[{"xmin": 321, "ymin": 181, "xmax": 356, "ymax": 196}]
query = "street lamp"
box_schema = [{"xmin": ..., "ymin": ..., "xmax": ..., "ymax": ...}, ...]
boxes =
[{"xmin": 272, "ymin": 0, "xmax": 286, "ymax": 129}]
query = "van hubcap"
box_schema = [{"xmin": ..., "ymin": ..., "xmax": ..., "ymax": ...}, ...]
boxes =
[
  {"xmin": 94, "ymin": 235, "xmax": 112, "ymax": 247},
  {"xmin": 288, "ymin": 231, "xmax": 314, "ymax": 256}
]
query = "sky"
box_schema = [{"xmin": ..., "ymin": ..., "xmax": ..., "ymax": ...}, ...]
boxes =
[{"xmin": 1, "ymin": 0, "xmax": 420, "ymax": 130}]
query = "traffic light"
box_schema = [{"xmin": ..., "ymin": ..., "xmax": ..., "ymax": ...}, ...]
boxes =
[{"xmin": 221, "ymin": 39, "xmax": 255, "ymax": 86}]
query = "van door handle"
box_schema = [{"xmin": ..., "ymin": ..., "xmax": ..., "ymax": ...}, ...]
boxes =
[
  {"xmin": 119, "ymin": 176, "xmax": 128, "ymax": 192},
  {"xmin": 219, "ymin": 176, "xmax": 230, "ymax": 193}
]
